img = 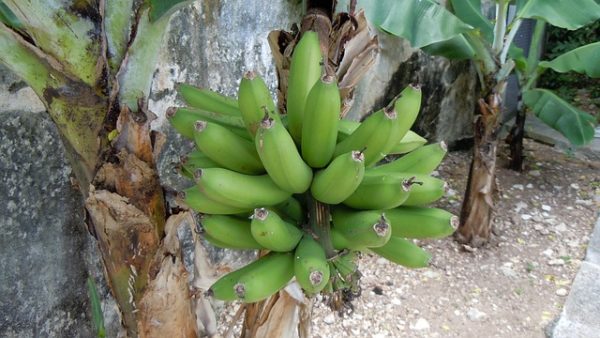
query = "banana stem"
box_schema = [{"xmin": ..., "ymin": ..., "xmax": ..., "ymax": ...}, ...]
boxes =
[{"xmin": 307, "ymin": 195, "xmax": 335, "ymax": 258}]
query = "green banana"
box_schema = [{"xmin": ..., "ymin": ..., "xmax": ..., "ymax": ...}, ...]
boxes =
[
  {"xmin": 333, "ymin": 107, "xmax": 396, "ymax": 167},
  {"xmin": 337, "ymin": 119, "xmax": 360, "ymax": 142},
  {"xmin": 250, "ymin": 208, "xmax": 303, "ymax": 252},
  {"xmin": 178, "ymin": 83, "xmax": 241, "ymax": 116},
  {"xmin": 331, "ymin": 208, "xmax": 391, "ymax": 249},
  {"xmin": 286, "ymin": 31, "xmax": 322, "ymax": 143},
  {"xmin": 166, "ymin": 106, "xmax": 249, "ymax": 140},
  {"xmin": 387, "ymin": 131, "xmax": 427, "ymax": 155},
  {"xmin": 208, "ymin": 252, "xmax": 294, "ymax": 302},
  {"xmin": 311, "ymin": 150, "xmax": 365, "ymax": 204},
  {"xmin": 402, "ymin": 174, "xmax": 448, "ymax": 206},
  {"xmin": 370, "ymin": 142, "xmax": 447, "ymax": 175},
  {"xmin": 182, "ymin": 150, "xmax": 220, "ymax": 169},
  {"xmin": 193, "ymin": 120, "xmax": 264, "ymax": 174},
  {"xmin": 343, "ymin": 173, "xmax": 415, "ymax": 210},
  {"xmin": 273, "ymin": 197, "xmax": 306, "ymax": 225},
  {"xmin": 387, "ymin": 206, "xmax": 458, "ymax": 239},
  {"xmin": 200, "ymin": 214, "xmax": 263, "ymax": 249},
  {"xmin": 380, "ymin": 85, "xmax": 422, "ymax": 157},
  {"xmin": 193, "ymin": 168, "xmax": 291, "ymax": 210},
  {"xmin": 294, "ymin": 235, "xmax": 330, "ymax": 294},
  {"xmin": 255, "ymin": 117, "xmax": 313, "ymax": 193},
  {"xmin": 301, "ymin": 74, "xmax": 341, "ymax": 168},
  {"xmin": 370, "ymin": 237, "xmax": 431, "ymax": 268},
  {"xmin": 330, "ymin": 227, "xmax": 351, "ymax": 250},
  {"xmin": 180, "ymin": 187, "xmax": 250, "ymax": 215},
  {"xmin": 238, "ymin": 71, "xmax": 279, "ymax": 136}
]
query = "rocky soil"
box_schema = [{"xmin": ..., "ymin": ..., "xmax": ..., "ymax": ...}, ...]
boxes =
[{"xmin": 217, "ymin": 139, "xmax": 600, "ymax": 338}]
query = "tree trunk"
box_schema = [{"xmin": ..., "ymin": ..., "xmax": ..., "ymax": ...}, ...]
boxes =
[
  {"xmin": 456, "ymin": 90, "xmax": 503, "ymax": 247},
  {"xmin": 507, "ymin": 103, "xmax": 526, "ymax": 171}
]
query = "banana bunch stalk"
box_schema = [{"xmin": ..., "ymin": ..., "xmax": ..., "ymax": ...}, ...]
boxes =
[{"xmin": 168, "ymin": 31, "xmax": 455, "ymax": 304}]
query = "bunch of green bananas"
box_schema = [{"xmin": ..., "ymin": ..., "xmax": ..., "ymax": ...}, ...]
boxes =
[{"xmin": 169, "ymin": 31, "xmax": 456, "ymax": 304}]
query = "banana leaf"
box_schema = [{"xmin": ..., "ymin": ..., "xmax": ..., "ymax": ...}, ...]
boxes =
[
  {"xmin": 539, "ymin": 42, "xmax": 600, "ymax": 78},
  {"xmin": 517, "ymin": 0, "xmax": 600, "ymax": 30},
  {"xmin": 523, "ymin": 89, "xmax": 597, "ymax": 146},
  {"xmin": 0, "ymin": 1, "xmax": 21, "ymax": 30},
  {"xmin": 360, "ymin": 0, "xmax": 472, "ymax": 48},
  {"xmin": 148, "ymin": 0, "xmax": 190, "ymax": 22},
  {"xmin": 449, "ymin": 0, "xmax": 493, "ymax": 42},
  {"xmin": 421, "ymin": 34, "xmax": 476, "ymax": 59}
]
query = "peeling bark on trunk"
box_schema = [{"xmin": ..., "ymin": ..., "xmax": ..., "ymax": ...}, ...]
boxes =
[{"xmin": 456, "ymin": 91, "xmax": 503, "ymax": 247}]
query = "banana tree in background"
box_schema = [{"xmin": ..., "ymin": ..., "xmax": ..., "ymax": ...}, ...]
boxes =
[
  {"xmin": 360, "ymin": 0, "xmax": 600, "ymax": 247},
  {"xmin": 0, "ymin": 1, "xmax": 200, "ymax": 336},
  {"xmin": 507, "ymin": 19, "xmax": 600, "ymax": 170}
]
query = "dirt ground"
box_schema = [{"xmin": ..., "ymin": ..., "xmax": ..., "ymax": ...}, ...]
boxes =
[{"xmin": 216, "ymin": 139, "xmax": 600, "ymax": 338}]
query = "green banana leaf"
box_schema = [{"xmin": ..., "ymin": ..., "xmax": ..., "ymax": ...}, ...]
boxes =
[
  {"xmin": 421, "ymin": 34, "xmax": 476, "ymax": 59},
  {"xmin": 523, "ymin": 89, "xmax": 597, "ymax": 146},
  {"xmin": 517, "ymin": 0, "xmax": 600, "ymax": 30},
  {"xmin": 539, "ymin": 42, "xmax": 600, "ymax": 78},
  {"xmin": 449, "ymin": 0, "xmax": 493, "ymax": 42},
  {"xmin": 0, "ymin": 1, "xmax": 21, "ymax": 30},
  {"xmin": 360, "ymin": 0, "xmax": 472, "ymax": 48}
]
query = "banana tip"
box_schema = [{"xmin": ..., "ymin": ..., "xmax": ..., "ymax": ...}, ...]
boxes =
[
  {"xmin": 440, "ymin": 141, "xmax": 448, "ymax": 152},
  {"xmin": 351, "ymin": 150, "xmax": 365, "ymax": 163},
  {"xmin": 194, "ymin": 120, "xmax": 207, "ymax": 131},
  {"xmin": 309, "ymin": 271, "xmax": 324, "ymax": 286},
  {"xmin": 384, "ymin": 106, "xmax": 397, "ymax": 120},
  {"xmin": 193, "ymin": 169, "xmax": 203, "ymax": 180},
  {"xmin": 253, "ymin": 207, "xmax": 269, "ymax": 221},
  {"xmin": 373, "ymin": 215, "xmax": 390, "ymax": 237},
  {"xmin": 450, "ymin": 216, "xmax": 459, "ymax": 231},
  {"xmin": 166, "ymin": 107, "xmax": 177, "ymax": 118},
  {"xmin": 204, "ymin": 289, "xmax": 214, "ymax": 298},
  {"xmin": 322, "ymin": 73, "xmax": 336, "ymax": 84},
  {"xmin": 409, "ymin": 83, "xmax": 422, "ymax": 90},
  {"xmin": 244, "ymin": 70, "xmax": 256, "ymax": 80},
  {"xmin": 260, "ymin": 116, "xmax": 275, "ymax": 129},
  {"xmin": 234, "ymin": 283, "xmax": 246, "ymax": 299}
]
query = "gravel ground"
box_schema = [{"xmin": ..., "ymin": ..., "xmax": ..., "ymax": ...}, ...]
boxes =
[{"xmin": 217, "ymin": 139, "xmax": 600, "ymax": 338}]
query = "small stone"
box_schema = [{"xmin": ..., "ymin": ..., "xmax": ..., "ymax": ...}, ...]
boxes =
[
  {"xmin": 376, "ymin": 258, "xmax": 387, "ymax": 265},
  {"xmin": 521, "ymin": 214, "xmax": 532, "ymax": 221},
  {"xmin": 542, "ymin": 249, "xmax": 554, "ymax": 257},
  {"xmin": 391, "ymin": 298, "xmax": 402, "ymax": 306},
  {"xmin": 526, "ymin": 183, "xmax": 533, "ymax": 189},
  {"xmin": 533, "ymin": 224, "xmax": 544, "ymax": 232},
  {"xmin": 548, "ymin": 259, "xmax": 565, "ymax": 266},
  {"xmin": 529, "ymin": 170, "xmax": 541, "ymax": 177},
  {"xmin": 570, "ymin": 183, "xmax": 580, "ymax": 189},
  {"xmin": 323, "ymin": 313, "xmax": 335, "ymax": 325},
  {"xmin": 411, "ymin": 318, "xmax": 430, "ymax": 331},
  {"xmin": 515, "ymin": 202, "xmax": 528, "ymax": 212},
  {"xmin": 513, "ymin": 184, "xmax": 524, "ymax": 190},
  {"xmin": 372, "ymin": 286, "xmax": 383, "ymax": 295},
  {"xmin": 423, "ymin": 270, "xmax": 440, "ymax": 279},
  {"xmin": 556, "ymin": 288, "xmax": 568, "ymax": 297},
  {"xmin": 542, "ymin": 205, "xmax": 552, "ymax": 211},
  {"xmin": 500, "ymin": 266, "xmax": 517, "ymax": 277},
  {"xmin": 553, "ymin": 223, "xmax": 567, "ymax": 233},
  {"xmin": 467, "ymin": 307, "xmax": 487, "ymax": 321}
]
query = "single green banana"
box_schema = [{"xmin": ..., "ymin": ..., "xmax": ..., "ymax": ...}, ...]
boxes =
[
  {"xmin": 178, "ymin": 83, "xmax": 241, "ymax": 116},
  {"xmin": 330, "ymin": 227, "xmax": 351, "ymax": 250},
  {"xmin": 370, "ymin": 142, "xmax": 447, "ymax": 175},
  {"xmin": 193, "ymin": 120, "xmax": 264, "ymax": 174},
  {"xmin": 200, "ymin": 214, "xmax": 263, "ymax": 249},
  {"xmin": 286, "ymin": 31, "xmax": 322, "ymax": 143},
  {"xmin": 208, "ymin": 252, "xmax": 294, "ymax": 302},
  {"xmin": 250, "ymin": 208, "xmax": 303, "ymax": 252},
  {"xmin": 238, "ymin": 71, "xmax": 279, "ymax": 136},
  {"xmin": 387, "ymin": 131, "xmax": 427, "ymax": 155},
  {"xmin": 387, "ymin": 206, "xmax": 458, "ymax": 239},
  {"xmin": 342, "ymin": 173, "xmax": 415, "ymax": 210},
  {"xmin": 370, "ymin": 237, "xmax": 431, "ymax": 268},
  {"xmin": 402, "ymin": 174, "xmax": 448, "ymax": 206},
  {"xmin": 255, "ymin": 117, "xmax": 313, "ymax": 193},
  {"xmin": 273, "ymin": 197, "xmax": 306, "ymax": 225},
  {"xmin": 294, "ymin": 235, "xmax": 330, "ymax": 294},
  {"xmin": 311, "ymin": 150, "xmax": 365, "ymax": 204},
  {"xmin": 333, "ymin": 107, "xmax": 396, "ymax": 167},
  {"xmin": 301, "ymin": 74, "xmax": 341, "ymax": 168},
  {"xmin": 337, "ymin": 119, "xmax": 360, "ymax": 142},
  {"xmin": 166, "ymin": 106, "xmax": 249, "ymax": 140},
  {"xmin": 180, "ymin": 187, "xmax": 250, "ymax": 215},
  {"xmin": 193, "ymin": 168, "xmax": 291, "ymax": 210},
  {"xmin": 380, "ymin": 85, "xmax": 422, "ymax": 157},
  {"xmin": 331, "ymin": 208, "xmax": 391, "ymax": 249}
]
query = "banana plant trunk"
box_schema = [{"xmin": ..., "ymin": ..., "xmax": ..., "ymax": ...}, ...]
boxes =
[
  {"xmin": 507, "ymin": 100, "xmax": 527, "ymax": 171},
  {"xmin": 0, "ymin": 2, "xmax": 201, "ymax": 337},
  {"xmin": 456, "ymin": 82, "xmax": 505, "ymax": 247}
]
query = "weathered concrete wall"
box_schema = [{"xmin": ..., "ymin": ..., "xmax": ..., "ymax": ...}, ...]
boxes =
[{"xmin": 0, "ymin": 0, "xmax": 481, "ymax": 335}]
